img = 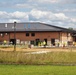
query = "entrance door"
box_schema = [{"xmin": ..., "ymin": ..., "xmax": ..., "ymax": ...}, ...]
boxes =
[
  {"xmin": 44, "ymin": 39, "xmax": 47, "ymax": 45},
  {"xmin": 35, "ymin": 39, "xmax": 40, "ymax": 46},
  {"xmin": 51, "ymin": 39, "xmax": 55, "ymax": 46},
  {"xmin": 10, "ymin": 39, "xmax": 16, "ymax": 45},
  {"xmin": 75, "ymin": 38, "xmax": 76, "ymax": 42}
]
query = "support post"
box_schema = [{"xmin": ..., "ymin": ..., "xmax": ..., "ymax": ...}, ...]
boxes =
[{"xmin": 14, "ymin": 22, "xmax": 16, "ymax": 51}]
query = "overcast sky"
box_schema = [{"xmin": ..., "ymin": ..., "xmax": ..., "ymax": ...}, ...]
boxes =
[{"xmin": 0, "ymin": 0, "xmax": 76, "ymax": 28}]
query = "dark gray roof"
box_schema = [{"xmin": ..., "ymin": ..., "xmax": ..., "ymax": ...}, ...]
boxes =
[{"xmin": 0, "ymin": 22, "xmax": 74, "ymax": 32}]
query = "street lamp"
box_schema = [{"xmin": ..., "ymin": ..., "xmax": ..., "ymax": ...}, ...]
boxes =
[{"xmin": 14, "ymin": 22, "xmax": 16, "ymax": 51}]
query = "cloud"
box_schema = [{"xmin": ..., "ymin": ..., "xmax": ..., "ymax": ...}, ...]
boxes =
[
  {"xmin": 30, "ymin": 9, "xmax": 56, "ymax": 20},
  {"xmin": 56, "ymin": 9, "xmax": 76, "ymax": 13},
  {"xmin": 59, "ymin": 0, "xmax": 76, "ymax": 4},
  {"xmin": 0, "ymin": 9, "xmax": 76, "ymax": 28},
  {"xmin": 9, "ymin": 11, "xmax": 29, "ymax": 19},
  {"xmin": 30, "ymin": 9, "xmax": 48, "ymax": 19},
  {"xmin": 0, "ymin": 11, "xmax": 9, "ymax": 18},
  {"xmin": 65, "ymin": 9, "xmax": 76, "ymax": 12},
  {"xmin": 28, "ymin": 0, "xmax": 76, "ymax": 4},
  {"xmin": 71, "ymin": 18, "xmax": 76, "ymax": 22},
  {"xmin": 54, "ymin": 13, "xmax": 68, "ymax": 20},
  {"xmin": 30, "ymin": 9, "xmax": 69, "ymax": 21},
  {"xmin": 8, "ymin": 19, "xmax": 21, "ymax": 23},
  {"xmin": 0, "ymin": 11, "xmax": 29, "ymax": 22},
  {"xmin": 29, "ymin": 9, "xmax": 76, "ymax": 27},
  {"xmin": 28, "ymin": 0, "xmax": 60, "ymax": 3},
  {"xmin": 16, "ymin": 4, "xmax": 33, "ymax": 8},
  {"xmin": 0, "ymin": 11, "xmax": 29, "ymax": 19},
  {"xmin": 36, "ymin": 0, "xmax": 59, "ymax": 3}
]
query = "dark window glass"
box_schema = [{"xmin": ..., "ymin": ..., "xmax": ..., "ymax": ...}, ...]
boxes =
[
  {"xmin": 35, "ymin": 39, "xmax": 40, "ymax": 45},
  {"xmin": 31, "ymin": 33, "xmax": 35, "ymax": 36},
  {"xmin": 26, "ymin": 33, "xmax": 29, "ymax": 36},
  {"xmin": 31, "ymin": 40, "xmax": 34, "ymax": 45}
]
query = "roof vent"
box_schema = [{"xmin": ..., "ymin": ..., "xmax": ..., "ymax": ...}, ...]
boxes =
[
  {"xmin": 12, "ymin": 26, "xmax": 14, "ymax": 29},
  {"xmin": 5, "ymin": 23, "xmax": 7, "ymax": 28},
  {"xmin": 28, "ymin": 24, "xmax": 30, "ymax": 29},
  {"xmin": 24, "ymin": 24, "xmax": 26, "ymax": 28}
]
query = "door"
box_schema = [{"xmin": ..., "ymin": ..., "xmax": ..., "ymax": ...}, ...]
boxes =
[
  {"xmin": 10, "ymin": 39, "xmax": 16, "ymax": 45},
  {"xmin": 44, "ymin": 39, "xmax": 47, "ymax": 45},
  {"xmin": 35, "ymin": 39, "xmax": 40, "ymax": 46},
  {"xmin": 51, "ymin": 39, "xmax": 55, "ymax": 46}
]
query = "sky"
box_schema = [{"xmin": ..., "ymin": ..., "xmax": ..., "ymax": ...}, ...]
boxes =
[{"xmin": 0, "ymin": 0, "xmax": 76, "ymax": 28}]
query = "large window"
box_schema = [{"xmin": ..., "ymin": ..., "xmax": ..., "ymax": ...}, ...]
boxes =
[
  {"xmin": 31, "ymin": 33, "xmax": 35, "ymax": 36},
  {"xmin": 26, "ymin": 33, "xmax": 29, "ymax": 36}
]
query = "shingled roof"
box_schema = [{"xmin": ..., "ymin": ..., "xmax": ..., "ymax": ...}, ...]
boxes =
[{"xmin": 0, "ymin": 22, "xmax": 74, "ymax": 32}]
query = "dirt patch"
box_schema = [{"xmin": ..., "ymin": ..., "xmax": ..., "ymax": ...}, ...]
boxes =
[{"xmin": 0, "ymin": 46, "xmax": 76, "ymax": 52}]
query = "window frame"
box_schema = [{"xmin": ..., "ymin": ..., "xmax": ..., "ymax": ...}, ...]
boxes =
[
  {"xmin": 31, "ymin": 33, "xmax": 35, "ymax": 37},
  {"xmin": 26, "ymin": 33, "xmax": 29, "ymax": 36}
]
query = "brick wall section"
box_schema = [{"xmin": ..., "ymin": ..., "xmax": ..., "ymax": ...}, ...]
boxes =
[
  {"xmin": 0, "ymin": 32, "xmax": 59, "ymax": 41},
  {"xmin": 0, "ymin": 33, "xmax": 9, "ymax": 42},
  {"xmin": 0, "ymin": 32, "xmax": 73, "ymax": 43}
]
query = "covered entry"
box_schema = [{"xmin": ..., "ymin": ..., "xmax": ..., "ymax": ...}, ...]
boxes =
[
  {"xmin": 44, "ymin": 39, "xmax": 47, "ymax": 45},
  {"xmin": 35, "ymin": 39, "xmax": 40, "ymax": 46},
  {"xmin": 72, "ymin": 33, "xmax": 76, "ymax": 42},
  {"xmin": 10, "ymin": 39, "xmax": 16, "ymax": 45}
]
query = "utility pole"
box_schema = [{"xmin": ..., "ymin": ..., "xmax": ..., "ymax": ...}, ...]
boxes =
[{"xmin": 14, "ymin": 22, "xmax": 16, "ymax": 51}]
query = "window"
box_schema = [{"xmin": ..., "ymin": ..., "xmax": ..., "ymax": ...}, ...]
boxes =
[
  {"xmin": 26, "ymin": 33, "xmax": 29, "ymax": 36},
  {"xmin": 30, "ymin": 40, "xmax": 34, "ymax": 45},
  {"xmin": 51, "ymin": 39, "xmax": 55, "ymax": 46},
  {"xmin": 0, "ymin": 33, "xmax": 4, "ymax": 37},
  {"xmin": 35, "ymin": 39, "xmax": 40, "ymax": 45},
  {"xmin": 31, "ymin": 33, "xmax": 35, "ymax": 36}
]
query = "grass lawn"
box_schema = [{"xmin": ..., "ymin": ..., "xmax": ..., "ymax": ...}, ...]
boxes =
[
  {"xmin": 0, "ymin": 65, "xmax": 76, "ymax": 75},
  {"xmin": 0, "ymin": 51, "xmax": 76, "ymax": 65}
]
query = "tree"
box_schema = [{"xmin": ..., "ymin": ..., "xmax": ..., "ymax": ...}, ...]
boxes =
[{"xmin": 68, "ymin": 27, "xmax": 73, "ymax": 30}]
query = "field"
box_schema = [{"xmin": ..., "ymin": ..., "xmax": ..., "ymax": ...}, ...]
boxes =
[
  {"xmin": 0, "ymin": 45, "xmax": 76, "ymax": 52},
  {"xmin": 0, "ymin": 65, "xmax": 76, "ymax": 75},
  {"xmin": 0, "ymin": 46, "xmax": 76, "ymax": 75},
  {"xmin": 0, "ymin": 51, "xmax": 76, "ymax": 65},
  {"xmin": 0, "ymin": 45, "xmax": 76, "ymax": 65}
]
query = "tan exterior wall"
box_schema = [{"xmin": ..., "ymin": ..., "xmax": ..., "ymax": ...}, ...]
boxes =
[
  {"xmin": 59, "ymin": 32, "xmax": 73, "ymax": 46},
  {"xmin": 60, "ymin": 32, "xmax": 73, "ymax": 42}
]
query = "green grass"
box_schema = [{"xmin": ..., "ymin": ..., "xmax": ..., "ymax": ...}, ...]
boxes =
[{"xmin": 0, "ymin": 65, "xmax": 76, "ymax": 75}]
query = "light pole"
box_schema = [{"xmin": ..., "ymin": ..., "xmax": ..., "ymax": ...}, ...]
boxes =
[{"xmin": 14, "ymin": 22, "xmax": 16, "ymax": 51}]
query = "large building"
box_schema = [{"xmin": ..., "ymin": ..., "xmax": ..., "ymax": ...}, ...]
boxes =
[{"xmin": 0, "ymin": 22, "xmax": 75, "ymax": 46}]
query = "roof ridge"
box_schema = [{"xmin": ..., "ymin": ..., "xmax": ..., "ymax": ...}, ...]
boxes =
[{"xmin": 39, "ymin": 22, "xmax": 68, "ymax": 30}]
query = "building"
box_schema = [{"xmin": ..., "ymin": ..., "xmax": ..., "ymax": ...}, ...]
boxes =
[
  {"xmin": 72, "ymin": 31, "xmax": 76, "ymax": 42},
  {"xmin": 0, "ymin": 22, "xmax": 75, "ymax": 46}
]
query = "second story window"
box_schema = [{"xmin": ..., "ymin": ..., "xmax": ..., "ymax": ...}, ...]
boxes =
[
  {"xmin": 31, "ymin": 33, "xmax": 35, "ymax": 36},
  {"xmin": 26, "ymin": 33, "xmax": 29, "ymax": 36}
]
